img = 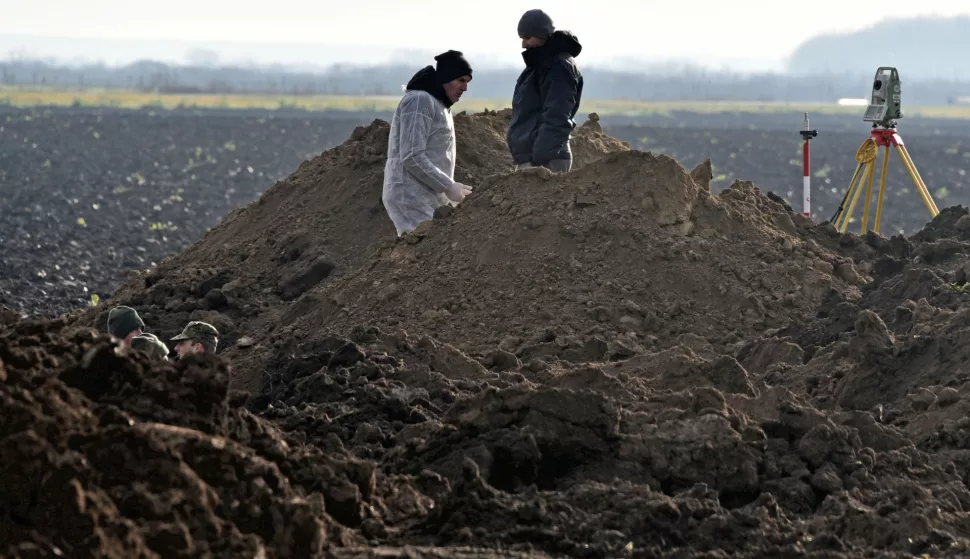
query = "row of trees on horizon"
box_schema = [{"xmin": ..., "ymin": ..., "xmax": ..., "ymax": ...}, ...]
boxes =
[
  {"xmin": 5, "ymin": 15, "xmax": 970, "ymax": 103},
  {"xmin": 3, "ymin": 57, "xmax": 970, "ymax": 105}
]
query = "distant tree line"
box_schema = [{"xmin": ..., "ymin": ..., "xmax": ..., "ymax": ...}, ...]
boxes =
[{"xmin": 3, "ymin": 57, "xmax": 970, "ymax": 105}]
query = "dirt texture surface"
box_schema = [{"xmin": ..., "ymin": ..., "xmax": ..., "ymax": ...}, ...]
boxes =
[
  {"xmin": 11, "ymin": 108, "xmax": 970, "ymax": 557},
  {"xmin": 62, "ymin": 109, "xmax": 628, "ymax": 393},
  {"xmin": 290, "ymin": 151, "xmax": 862, "ymax": 372},
  {"xmin": 0, "ymin": 107, "xmax": 363, "ymax": 317}
]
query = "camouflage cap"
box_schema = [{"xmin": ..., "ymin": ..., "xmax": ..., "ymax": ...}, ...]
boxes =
[
  {"xmin": 170, "ymin": 321, "xmax": 219, "ymax": 343},
  {"xmin": 130, "ymin": 332, "xmax": 170, "ymax": 359},
  {"xmin": 106, "ymin": 305, "xmax": 145, "ymax": 339}
]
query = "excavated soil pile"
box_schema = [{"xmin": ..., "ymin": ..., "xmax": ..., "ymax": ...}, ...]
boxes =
[
  {"xmin": 1, "ymin": 315, "xmax": 507, "ymax": 558},
  {"xmin": 756, "ymin": 206, "xmax": 970, "ymax": 450},
  {"xmin": 32, "ymin": 109, "xmax": 970, "ymax": 556},
  {"xmin": 284, "ymin": 151, "xmax": 865, "ymax": 381},
  {"xmin": 9, "ymin": 311, "xmax": 970, "ymax": 557},
  {"xmin": 63, "ymin": 110, "xmax": 628, "ymax": 392},
  {"xmin": 253, "ymin": 324, "xmax": 970, "ymax": 558}
]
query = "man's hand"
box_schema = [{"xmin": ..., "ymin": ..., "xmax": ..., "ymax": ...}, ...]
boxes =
[{"xmin": 446, "ymin": 182, "xmax": 473, "ymax": 203}]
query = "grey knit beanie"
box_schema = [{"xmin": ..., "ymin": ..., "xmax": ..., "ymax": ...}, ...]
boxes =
[{"xmin": 517, "ymin": 9, "xmax": 555, "ymax": 39}]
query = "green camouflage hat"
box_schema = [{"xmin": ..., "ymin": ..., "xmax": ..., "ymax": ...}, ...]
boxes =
[
  {"xmin": 130, "ymin": 332, "xmax": 170, "ymax": 359},
  {"xmin": 170, "ymin": 321, "xmax": 219, "ymax": 344},
  {"xmin": 106, "ymin": 305, "xmax": 145, "ymax": 339}
]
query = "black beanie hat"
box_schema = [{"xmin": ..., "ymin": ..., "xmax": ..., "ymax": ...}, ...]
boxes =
[
  {"xmin": 434, "ymin": 50, "xmax": 473, "ymax": 84},
  {"xmin": 106, "ymin": 305, "xmax": 145, "ymax": 339},
  {"xmin": 518, "ymin": 9, "xmax": 555, "ymax": 39}
]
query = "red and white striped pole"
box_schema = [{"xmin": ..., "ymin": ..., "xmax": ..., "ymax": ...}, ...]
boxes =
[{"xmin": 800, "ymin": 112, "xmax": 818, "ymax": 218}]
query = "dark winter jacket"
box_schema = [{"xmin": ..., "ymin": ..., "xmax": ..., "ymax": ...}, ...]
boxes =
[{"xmin": 506, "ymin": 30, "xmax": 584, "ymax": 167}]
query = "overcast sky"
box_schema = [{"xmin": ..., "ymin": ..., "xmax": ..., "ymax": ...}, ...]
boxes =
[{"xmin": 3, "ymin": 0, "xmax": 970, "ymax": 70}]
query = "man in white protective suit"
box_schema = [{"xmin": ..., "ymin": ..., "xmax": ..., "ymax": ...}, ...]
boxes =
[{"xmin": 382, "ymin": 50, "xmax": 475, "ymax": 236}]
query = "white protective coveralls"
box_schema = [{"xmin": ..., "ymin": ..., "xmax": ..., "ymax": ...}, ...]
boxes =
[
  {"xmin": 381, "ymin": 90, "xmax": 457, "ymax": 236},
  {"xmin": 382, "ymin": 89, "xmax": 458, "ymax": 236}
]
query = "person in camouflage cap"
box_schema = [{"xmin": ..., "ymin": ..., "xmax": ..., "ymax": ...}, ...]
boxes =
[
  {"xmin": 170, "ymin": 320, "xmax": 219, "ymax": 358},
  {"xmin": 130, "ymin": 332, "xmax": 170, "ymax": 361},
  {"xmin": 106, "ymin": 305, "xmax": 145, "ymax": 347}
]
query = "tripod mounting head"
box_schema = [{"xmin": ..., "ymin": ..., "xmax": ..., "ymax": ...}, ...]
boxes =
[{"xmin": 863, "ymin": 67, "xmax": 902, "ymax": 129}]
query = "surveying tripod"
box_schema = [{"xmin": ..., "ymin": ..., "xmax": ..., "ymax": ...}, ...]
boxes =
[{"xmin": 830, "ymin": 67, "xmax": 940, "ymax": 234}]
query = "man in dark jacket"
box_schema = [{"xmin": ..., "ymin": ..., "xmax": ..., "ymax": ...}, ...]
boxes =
[{"xmin": 507, "ymin": 9, "xmax": 584, "ymax": 173}]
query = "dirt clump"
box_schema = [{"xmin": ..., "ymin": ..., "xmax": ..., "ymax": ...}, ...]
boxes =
[
  {"xmin": 770, "ymin": 206, "xmax": 970, "ymax": 418},
  {"xmin": 11, "ymin": 314, "xmax": 970, "ymax": 557},
  {"xmin": 0, "ymin": 318, "xmax": 460, "ymax": 557},
  {"xmin": 289, "ymin": 150, "xmax": 860, "ymax": 378},
  {"xmin": 725, "ymin": 205, "xmax": 970, "ymax": 503},
  {"xmin": 62, "ymin": 111, "xmax": 628, "ymax": 393}
]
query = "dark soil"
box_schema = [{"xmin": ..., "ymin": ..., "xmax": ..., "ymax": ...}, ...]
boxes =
[
  {"xmin": 9, "ymin": 105, "xmax": 970, "ymax": 557},
  {"xmin": 0, "ymin": 107, "xmax": 362, "ymax": 317},
  {"xmin": 11, "ymin": 227, "xmax": 970, "ymax": 558}
]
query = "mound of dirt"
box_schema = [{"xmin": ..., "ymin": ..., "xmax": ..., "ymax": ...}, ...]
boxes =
[
  {"xmin": 282, "ymin": 150, "xmax": 864, "ymax": 381},
  {"xmin": 38, "ymin": 102, "xmax": 970, "ymax": 556},
  {"xmin": 63, "ymin": 110, "xmax": 628, "ymax": 392},
  {"xmin": 8, "ymin": 314, "xmax": 970, "ymax": 558},
  {"xmin": 1, "ymin": 317, "xmax": 492, "ymax": 557},
  {"xmin": 766, "ymin": 205, "xmax": 970, "ymax": 418}
]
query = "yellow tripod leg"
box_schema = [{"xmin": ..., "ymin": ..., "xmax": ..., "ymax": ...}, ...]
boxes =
[
  {"xmin": 895, "ymin": 144, "xmax": 940, "ymax": 217},
  {"xmin": 897, "ymin": 144, "xmax": 939, "ymax": 214},
  {"xmin": 860, "ymin": 155, "xmax": 878, "ymax": 234},
  {"xmin": 835, "ymin": 163, "xmax": 864, "ymax": 231},
  {"xmin": 835, "ymin": 162, "xmax": 864, "ymax": 230},
  {"xmin": 839, "ymin": 137, "xmax": 879, "ymax": 233},
  {"xmin": 841, "ymin": 162, "xmax": 873, "ymax": 233},
  {"xmin": 873, "ymin": 145, "xmax": 891, "ymax": 234},
  {"xmin": 896, "ymin": 145, "xmax": 938, "ymax": 215}
]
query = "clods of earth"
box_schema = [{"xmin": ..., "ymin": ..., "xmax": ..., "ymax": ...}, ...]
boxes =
[{"xmin": 7, "ymin": 106, "xmax": 970, "ymax": 557}]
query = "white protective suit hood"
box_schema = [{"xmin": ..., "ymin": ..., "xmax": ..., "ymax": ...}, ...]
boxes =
[{"xmin": 381, "ymin": 82, "xmax": 457, "ymax": 236}]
